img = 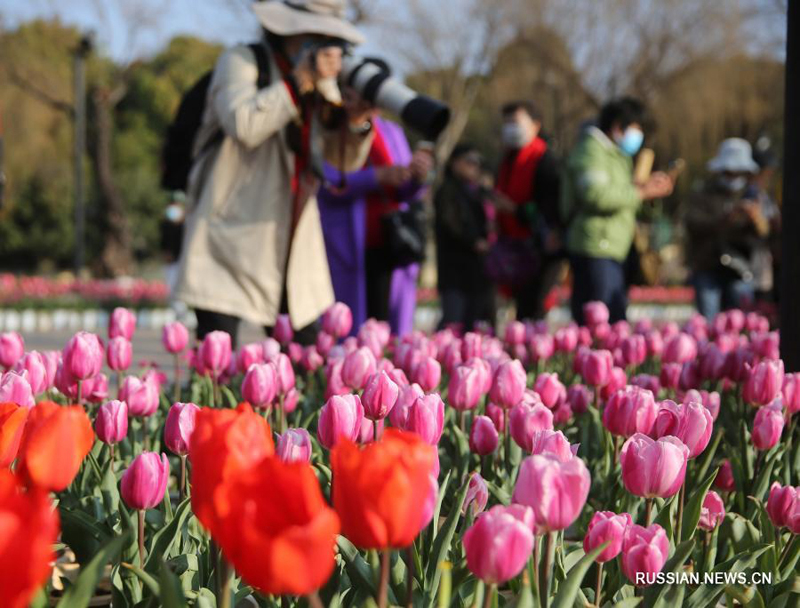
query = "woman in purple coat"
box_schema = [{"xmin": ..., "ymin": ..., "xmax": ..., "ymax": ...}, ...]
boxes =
[{"xmin": 318, "ymin": 86, "xmax": 432, "ymax": 336}]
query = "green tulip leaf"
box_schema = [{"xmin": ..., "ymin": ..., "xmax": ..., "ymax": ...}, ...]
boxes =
[
  {"xmin": 643, "ymin": 538, "xmax": 695, "ymax": 607},
  {"xmin": 680, "ymin": 467, "xmax": 718, "ymax": 542},
  {"xmin": 159, "ymin": 560, "xmax": 188, "ymax": 608},
  {"xmin": 550, "ymin": 542, "xmax": 607, "ymax": 608},
  {"xmin": 56, "ymin": 532, "xmax": 129, "ymax": 608},
  {"xmin": 145, "ymin": 497, "xmax": 194, "ymax": 573},
  {"xmin": 684, "ymin": 543, "xmax": 770, "ymax": 608}
]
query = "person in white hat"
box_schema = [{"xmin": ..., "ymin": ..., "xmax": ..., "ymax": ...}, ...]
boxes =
[
  {"xmin": 685, "ymin": 138, "xmax": 771, "ymax": 318},
  {"xmin": 174, "ymin": 0, "xmax": 364, "ymax": 346}
]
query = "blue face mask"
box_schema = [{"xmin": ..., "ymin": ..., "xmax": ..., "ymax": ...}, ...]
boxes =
[{"xmin": 615, "ymin": 127, "xmax": 644, "ymax": 156}]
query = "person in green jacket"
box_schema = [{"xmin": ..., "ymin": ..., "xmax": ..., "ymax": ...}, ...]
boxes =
[{"xmin": 561, "ymin": 97, "xmax": 673, "ymax": 324}]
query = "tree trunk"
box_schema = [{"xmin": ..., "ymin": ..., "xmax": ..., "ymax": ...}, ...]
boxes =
[{"xmin": 90, "ymin": 87, "xmax": 133, "ymax": 277}]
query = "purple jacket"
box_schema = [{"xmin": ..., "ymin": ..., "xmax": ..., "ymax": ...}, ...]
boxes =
[{"xmin": 318, "ymin": 118, "xmax": 423, "ymax": 336}]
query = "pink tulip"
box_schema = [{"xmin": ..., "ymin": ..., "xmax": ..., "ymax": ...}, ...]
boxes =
[
  {"xmin": 766, "ymin": 482, "xmax": 798, "ymax": 529},
  {"xmin": 262, "ymin": 337, "xmax": 281, "ymax": 361},
  {"xmin": 529, "ymin": 334, "xmax": 555, "ymax": 363},
  {"xmin": 388, "ymin": 382, "xmax": 424, "ymax": 428},
  {"xmin": 40, "ymin": 350, "xmax": 60, "ymax": 390},
  {"xmin": 282, "ymin": 387, "xmax": 299, "ymax": 413},
  {"xmin": 120, "ymin": 452, "xmax": 169, "ymax": 510},
  {"xmin": 120, "ymin": 375, "xmax": 160, "ymax": 417},
  {"xmin": 461, "ymin": 332, "xmax": 483, "ymax": 360},
  {"xmin": 63, "ymin": 331, "xmax": 103, "ymax": 381},
  {"xmin": 743, "ymin": 359, "xmax": 784, "ymax": 406},
  {"xmin": 404, "ymin": 394, "xmax": 445, "ymax": 445},
  {"xmin": 164, "ymin": 402, "xmax": 199, "ymax": 456},
  {"xmin": 273, "ymin": 314, "xmax": 294, "ymax": 344},
  {"xmin": 603, "ymin": 386, "xmax": 657, "ymax": 438},
  {"xmin": 412, "ymin": 356, "xmax": 441, "ymax": 392},
  {"xmin": 583, "ymin": 511, "xmax": 632, "ymax": 562},
  {"xmin": 620, "ymin": 434, "xmax": 689, "ymax": 498},
  {"xmin": 107, "ymin": 337, "xmax": 132, "ymax": 372},
  {"xmin": 486, "ymin": 402, "xmax": 506, "ymax": 434},
  {"xmin": 659, "ymin": 362, "xmax": 682, "ymax": 391},
  {"xmin": 504, "ymin": 321, "xmax": 526, "ymax": 346},
  {"xmin": 512, "ymin": 453, "xmax": 590, "ymax": 533},
  {"xmin": 712, "ymin": 459, "xmax": 735, "ymax": 493},
  {"xmin": 554, "ymin": 325, "xmax": 579, "ymax": 353},
  {"xmin": 199, "ymin": 331, "xmax": 232, "ymax": 379},
  {"xmin": 271, "ymin": 353, "xmax": 296, "ymax": 395},
  {"xmin": 0, "ymin": 332, "xmax": 24, "ymax": 369},
  {"xmin": 276, "ymin": 428, "xmax": 312, "ymax": 463},
  {"xmin": 84, "ymin": 373, "xmax": 109, "ymax": 403},
  {"xmin": 162, "ymin": 321, "xmax": 189, "ymax": 354},
  {"xmin": 466, "ymin": 357, "xmax": 493, "ymax": 394},
  {"xmin": 630, "ymin": 374, "xmax": 660, "ymax": 396},
  {"xmin": 699, "ymin": 344, "xmax": 727, "ymax": 381},
  {"xmin": 782, "ymin": 373, "xmax": 800, "ymax": 415},
  {"xmin": 109, "ymin": 307, "xmax": 136, "ymax": 340},
  {"xmin": 567, "ymin": 384, "xmax": 592, "ymax": 415},
  {"xmin": 0, "ymin": 371, "xmax": 34, "ymax": 408},
  {"xmin": 322, "ymin": 302, "xmax": 353, "ymax": 338},
  {"xmin": 644, "ymin": 330, "xmax": 664, "ymax": 357},
  {"xmin": 361, "ymin": 371, "xmax": 399, "ymax": 421},
  {"xmin": 678, "ymin": 360, "xmax": 701, "ymax": 392},
  {"xmin": 489, "ymin": 359, "xmax": 527, "ymax": 409},
  {"xmin": 582, "ymin": 350, "xmax": 614, "ymax": 387},
  {"xmin": 95, "ymin": 399, "xmax": 128, "ymax": 445},
  {"xmin": 317, "ymin": 394, "xmax": 364, "ymax": 449},
  {"xmin": 463, "ymin": 504, "xmax": 535, "ymax": 585},
  {"xmin": 300, "ymin": 346, "xmax": 323, "ymax": 372},
  {"xmin": 662, "ymin": 333, "xmax": 697, "ymax": 364},
  {"xmin": 510, "ymin": 400, "xmax": 554, "ymax": 451},
  {"xmin": 236, "ymin": 343, "xmax": 264, "ymax": 374},
  {"xmin": 584, "ymin": 301, "xmax": 609, "ymax": 328},
  {"xmin": 316, "ymin": 332, "xmax": 335, "ymax": 357},
  {"xmin": 469, "ymin": 415, "xmax": 499, "ymax": 455},
  {"xmin": 752, "ymin": 401, "xmax": 784, "ymax": 451},
  {"xmin": 287, "ymin": 342, "xmax": 303, "ymax": 365},
  {"xmin": 530, "ymin": 429, "xmax": 578, "ymax": 462},
  {"xmin": 241, "ymin": 363, "xmax": 278, "ymax": 408},
  {"xmin": 621, "ymin": 524, "xmax": 669, "ymax": 586},
  {"xmin": 698, "ymin": 491, "xmax": 725, "ymax": 531},
  {"xmin": 751, "ymin": 331, "xmax": 780, "ymax": 360},
  {"xmin": 621, "ymin": 335, "xmax": 647, "ymax": 368},
  {"xmin": 724, "ymin": 348, "xmax": 755, "ymax": 383},
  {"xmin": 683, "ymin": 389, "xmax": 720, "ymax": 421},
  {"xmin": 341, "ymin": 347, "xmax": 377, "ymax": 390},
  {"xmin": 448, "ymin": 364, "xmax": 483, "ymax": 411},
  {"xmin": 533, "ymin": 373, "xmax": 566, "ymax": 410},
  {"xmin": 14, "ymin": 351, "xmax": 48, "ymax": 395},
  {"xmin": 652, "ymin": 400, "xmax": 713, "ymax": 459},
  {"xmin": 463, "ymin": 472, "xmax": 489, "ymax": 516},
  {"xmin": 600, "ymin": 367, "xmax": 628, "ymax": 400}
]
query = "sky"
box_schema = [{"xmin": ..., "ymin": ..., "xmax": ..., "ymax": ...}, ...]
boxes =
[{"xmin": 0, "ymin": 0, "xmax": 387, "ymax": 63}]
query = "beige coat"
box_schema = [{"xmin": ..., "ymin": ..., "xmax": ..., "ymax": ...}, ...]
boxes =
[{"xmin": 175, "ymin": 44, "xmax": 334, "ymax": 329}]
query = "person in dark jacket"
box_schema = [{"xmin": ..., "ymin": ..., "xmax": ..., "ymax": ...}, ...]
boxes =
[
  {"xmin": 435, "ymin": 144, "xmax": 495, "ymax": 330},
  {"xmin": 493, "ymin": 101, "xmax": 562, "ymax": 320}
]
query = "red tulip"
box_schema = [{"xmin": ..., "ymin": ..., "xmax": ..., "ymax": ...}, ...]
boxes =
[
  {"xmin": 0, "ymin": 402, "xmax": 28, "ymax": 467},
  {"xmin": 16, "ymin": 401, "xmax": 94, "ymax": 491},
  {"xmin": 0, "ymin": 469, "xmax": 60, "ymax": 608},
  {"xmin": 332, "ymin": 429, "xmax": 436, "ymax": 549}
]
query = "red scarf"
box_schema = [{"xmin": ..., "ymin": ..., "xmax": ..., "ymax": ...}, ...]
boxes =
[
  {"xmin": 365, "ymin": 125, "xmax": 398, "ymax": 249},
  {"xmin": 496, "ymin": 136, "xmax": 547, "ymax": 239}
]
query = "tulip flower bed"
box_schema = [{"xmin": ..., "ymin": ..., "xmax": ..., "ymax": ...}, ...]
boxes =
[{"xmin": 0, "ymin": 302, "xmax": 799, "ymax": 608}]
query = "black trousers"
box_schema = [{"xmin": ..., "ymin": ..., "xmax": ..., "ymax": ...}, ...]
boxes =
[
  {"xmin": 569, "ymin": 254, "xmax": 628, "ymax": 325},
  {"xmin": 195, "ymin": 309, "xmax": 318, "ymax": 349},
  {"xmin": 365, "ymin": 247, "xmax": 393, "ymax": 322}
]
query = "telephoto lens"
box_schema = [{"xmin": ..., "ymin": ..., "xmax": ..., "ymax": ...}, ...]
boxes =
[{"xmin": 341, "ymin": 56, "xmax": 451, "ymax": 140}]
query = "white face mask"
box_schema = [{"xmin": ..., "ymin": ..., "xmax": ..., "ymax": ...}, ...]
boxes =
[
  {"xmin": 719, "ymin": 176, "xmax": 747, "ymax": 192},
  {"xmin": 502, "ymin": 123, "xmax": 531, "ymax": 149}
]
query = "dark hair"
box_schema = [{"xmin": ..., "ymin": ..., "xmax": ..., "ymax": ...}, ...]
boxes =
[
  {"xmin": 502, "ymin": 100, "xmax": 542, "ymax": 122},
  {"xmin": 446, "ymin": 143, "xmax": 480, "ymax": 175},
  {"xmin": 598, "ymin": 97, "xmax": 646, "ymax": 134}
]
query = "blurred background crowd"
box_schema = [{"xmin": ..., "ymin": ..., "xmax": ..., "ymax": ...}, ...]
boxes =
[{"xmin": 0, "ymin": 0, "xmax": 788, "ymax": 335}]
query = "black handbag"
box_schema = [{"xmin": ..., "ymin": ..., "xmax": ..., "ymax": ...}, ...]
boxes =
[{"xmin": 381, "ymin": 200, "xmax": 427, "ymax": 268}]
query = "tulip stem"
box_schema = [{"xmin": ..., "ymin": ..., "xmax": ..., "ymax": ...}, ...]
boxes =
[
  {"xmin": 540, "ymin": 532, "xmax": 554, "ymax": 608},
  {"xmin": 137, "ymin": 510, "xmax": 145, "ymax": 568},
  {"xmin": 377, "ymin": 550, "xmax": 390, "ymax": 608},
  {"xmin": 116, "ymin": 371, "xmax": 123, "ymax": 400},
  {"xmin": 306, "ymin": 592, "xmax": 324, "ymax": 608},
  {"xmin": 676, "ymin": 483, "xmax": 686, "ymax": 541},
  {"xmin": 645, "ymin": 498, "xmax": 653, "ymax": 526},
  {"xmin": 109, "ymin": 443, "xmax": 115, "ymax": 465},
  {"xmin": 594, "ymin": 562, "xmax": 604, "ymax": 608},
  {"xmin": 180, "ymin": 455, "xmax": 187, "ymax": 501},
  {"xmin": 532, "ymin": 536, "xmax": 540, "ymax": 597},
  {"xmin": 218, "ymin": 550, "xmax": 232, "ymax": 608},
  {"xmin": 405, "ymin": 546, "xmax": 415, "ymax": 608},
  {"xmin": 482, "ymin": 584, "xmax": 495, "ymax": 608},
  {"xmin": 173, "ymin": 354, "xmax": 181, "ymax": 404},
  {"xmin": 460, "ymin": 410, "xmax": 466, "ymax": 433},
  {"xmin": 77, "ymin": 380, "xmax": 83, "ymax": 406}
]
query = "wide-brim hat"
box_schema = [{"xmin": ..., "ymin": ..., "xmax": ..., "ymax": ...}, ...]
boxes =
[
  {"xmin": 252, "ymin": 0, "xmax": 365, "ymax": 45},
  {"xmin": 706, "ymin": 137, "xmax": 760, "ymax": 174}
]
